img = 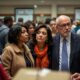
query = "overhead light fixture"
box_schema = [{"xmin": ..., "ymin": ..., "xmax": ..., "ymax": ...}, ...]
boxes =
[{"xmin": 34, "ymin": 5, "xmax": 37, "ymax": 8}]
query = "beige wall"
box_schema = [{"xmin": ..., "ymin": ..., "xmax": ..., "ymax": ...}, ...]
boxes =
[
  {"xmin": 0, "ymin": 6, "xmax": 51, "ymax": 14},
  {"xmin": 0, "ymin": 7, "xmax": 14, "ymax": 14},
  {"xmin": 58, "ymin": 6, "xmax": 74, "ymax": 14},
  {"xmin": 0, "ymin": 0, "xmax": 80, "ymax": 20},
  {"xmin": 34, "ymin": 5, "xmax": 51, "ymax": 14},
  {"xmin": 0, "ymin": 5, "xmax": 76, "ymax": 15}
]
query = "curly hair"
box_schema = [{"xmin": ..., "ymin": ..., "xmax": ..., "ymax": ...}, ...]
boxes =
[{"xmin": 8, "ymin": 24, "xmax": 22, "ymax": 44}]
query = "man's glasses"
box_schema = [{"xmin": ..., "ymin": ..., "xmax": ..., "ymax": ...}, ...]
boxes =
[{"xmin": 59, "ymin": 22, "xmax": 71, "ymax": 28}]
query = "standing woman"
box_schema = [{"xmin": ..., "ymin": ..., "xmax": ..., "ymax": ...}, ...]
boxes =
[
  {"xmin": 25, "ymin": 21, "xmax": 35, "ymax": 40},
  {"xmin": 49, "ymin": 19, "xmax": 58, "ymax": 37},
  {"xmin": 1, "ymin": 24, "xmax": 34, "ymax": 79},
  {"xmin": 27, "ymin": 24, "xmax": 53, "ymax": 69}
]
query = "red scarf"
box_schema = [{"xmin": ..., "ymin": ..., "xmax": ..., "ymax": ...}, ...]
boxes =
[{"xmin": 34, "ymin": 45, "xmax": 49, "ymax": 68}]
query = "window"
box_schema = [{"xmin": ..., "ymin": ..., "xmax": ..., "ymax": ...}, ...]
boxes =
[
  {"xmin": 15, "ymin": 8, "xmax": 34, "ymax": 22},
  {"xmin": 75, "ymin": 9, "xmax": 80, "ymax": 20}
]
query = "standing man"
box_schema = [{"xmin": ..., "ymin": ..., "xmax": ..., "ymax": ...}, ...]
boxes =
[
  {"xmin": 0, "ymin": 16, "xmax": 13, "ymax": 54},
  {"xmin": 51, "ymin": 15, "xmax": 80, "ymax": 77}
]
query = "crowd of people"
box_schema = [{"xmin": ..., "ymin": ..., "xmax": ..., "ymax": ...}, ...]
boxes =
[{"xmin": 0, "ymin": 15, "xmax": 80, "ymax": 80}]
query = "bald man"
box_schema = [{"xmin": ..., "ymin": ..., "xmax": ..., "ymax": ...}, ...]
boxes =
[{"xmin": 51, "ymin": 15, "xmax": 80, "ymax": 74}]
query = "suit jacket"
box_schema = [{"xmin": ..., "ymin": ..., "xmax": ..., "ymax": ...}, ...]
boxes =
[{"xmin": 51, "ymin": 33, "xmax": 80, "ymax": 73}]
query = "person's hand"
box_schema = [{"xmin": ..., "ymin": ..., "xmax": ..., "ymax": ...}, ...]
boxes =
[{"xmin": 71, "ymin": 73, "xmax": 80, "ymax": 80}]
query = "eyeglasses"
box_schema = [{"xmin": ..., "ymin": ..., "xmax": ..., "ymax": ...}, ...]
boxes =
[{"xmin": 59, "ymin": 22, "xmax": 71, "ymax": 28}]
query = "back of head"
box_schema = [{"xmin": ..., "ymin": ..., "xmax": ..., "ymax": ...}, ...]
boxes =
[
  {"xmin": 0, "ymin": 19, "xmax": 3, "ymax": 27},
  {"xmin": 76, "ymin": 21, "xmax": 80, "ymax": 26},
  {"xmin": 45, "ymin": 18, "xmax": 51, "ymax": 25},
  {"xmin": 8, "ymin": 24, "xmax": 22, "ymax": 44},
  {"xmin": 18, "ymin": 18, "xmax": 23, "ymax": 25},
  {"xmin": 4, "ymin": 16, "xmax": 13, "ymax": 28},
  {"xmin": 18, "ymin": 18, "xmax": 23, "ymax": 22}
]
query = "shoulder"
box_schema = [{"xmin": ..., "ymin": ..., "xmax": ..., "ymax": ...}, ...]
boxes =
[
  {"xmin": 2, "ymin": 44, "xmax": 14, "ymax": 54},
  {"xmin": 23, "ymin": 44, "xmax": 31, "ymax": 53},
  {"xmin": 52, "ymin": 34, "xmax": 60, "ymax": 43},
  {"xmin": 77, "ymin": 29, "xmax": 80, "ymax": 35},
  {"xmin": 27, "ymin": 39, "xmax": 35, "ymax": 49},
  {"xmin": 71, "ymin": 33, "xmax": 80, "ymax": 39},
  {"xmin": 1, "ymin": 25, "xmax": 9, "ymax": 32},
  {"xmin": 0, "ymin": 26, "xmax": 9, "ymax": 36},
  {"xmin": 1, "ymin": 44, "xmax": 14, "ymax": 61},
  {"xmin": 2, "ymin": 43, "xmax": 18, "ymax": 57},
  {"xmin": 71, "ymin": 33, "xmax": 80, "ymax": 45}
]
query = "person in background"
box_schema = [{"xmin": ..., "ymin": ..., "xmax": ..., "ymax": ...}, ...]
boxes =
[
  {"xmin": 25, "ymin": 21, "xmax": 35, "ymax": 40},
  {"xmin": 17, "ymin": 17, "xmax": 23, "ymax": 25},
  {"xmin": 0, "ymin": 19, "xmax": 3, "ymax": 27},
  {"xmin": 71, "ymin": 20, "xmax": 77, "ymax": 33},
  {"xmin": 45, "ymin": 18, "xmax": 51, "ymax": 27},
  {"xmin": 51, "ymin": 15, "xmax": 80, "ymax": 79},
  {"xmin": 27, "ymin": 24, "xmax": 53, "ymax": 69},
  {"xmin": 0, "ymin": 16, "xmax": 13, "ymax": 54},
  {"xmin": 1, "ymin": 24, "xmax": 34, "ymax": 79},
  {"xmin": 73, "ymin": 21, "xmax": 80, "ymax": 35},
  {"xmin": 49, "ymin": 18, "xmax": 58, "ymax": 37},
  {"xmin": 37, "ymin": 21, "xmax": 44, "ymax": 26}
]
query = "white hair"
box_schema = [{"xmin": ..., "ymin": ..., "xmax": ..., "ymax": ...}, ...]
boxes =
[{"xmin": 56, "ymin": 15, "xmax": 71, "ymax": 25}]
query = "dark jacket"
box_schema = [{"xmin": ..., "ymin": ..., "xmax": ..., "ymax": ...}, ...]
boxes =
[
  {"xmin": 51, "ymin": 33, "xmax": 80, "ymax": 73},
  {"xmin": 0, "ymin": 25, "xmax": 9, "ymax": 54},
  {"xmin": 27, "ymin": 39, "xmax": 53, "ymax": 69}
]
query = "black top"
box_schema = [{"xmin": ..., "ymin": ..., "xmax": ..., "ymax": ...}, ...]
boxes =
[{"xmin": 24, "ymin": 52, "xmax": 32, "ymax": 67}]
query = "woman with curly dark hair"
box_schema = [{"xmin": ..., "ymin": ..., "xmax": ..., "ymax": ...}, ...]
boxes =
[
  {"xmin": 1, "ymin": 24, "xmax": 34, "ymax": 79},
  {"xmin": 27, "ymin": 24, "xmax": 53, "ymax": 69}
]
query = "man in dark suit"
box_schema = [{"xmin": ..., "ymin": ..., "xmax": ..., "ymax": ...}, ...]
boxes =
[{"xmin": 51, "ymin": 15, "xmax": 80, "ymax": 80}]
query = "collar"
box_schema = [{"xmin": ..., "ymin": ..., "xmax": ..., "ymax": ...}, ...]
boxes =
[
  {"xmin": 60, "ymin": 32, "xmax": 71, "ymax": 42},
  {"xmin": 6, "ymin": 43, "xmax": 30, "ymax": 55},
  {"xmin": 6, "ymin": 43, "xmax": 25, "ymax": 53}
]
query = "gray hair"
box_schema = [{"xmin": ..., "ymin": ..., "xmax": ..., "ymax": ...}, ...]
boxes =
[{"xmin": 56, "ymin": 15, "xmax": 71, "ymax": 25}]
